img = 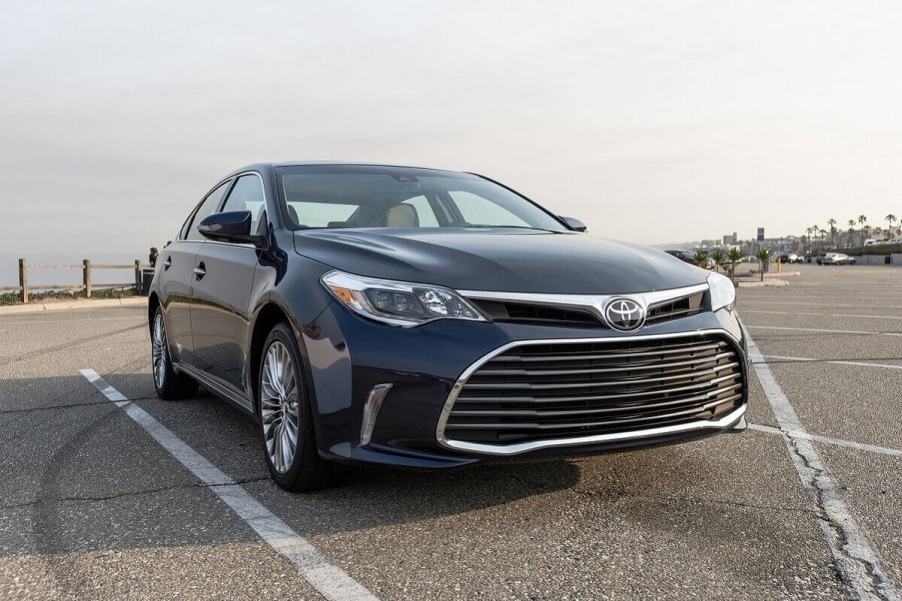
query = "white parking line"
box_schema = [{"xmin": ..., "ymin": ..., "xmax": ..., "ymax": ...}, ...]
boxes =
[
  {"xmin": 748, "ymin": 325, "xmax": 902, "ymax": 337},
  {"xmin": 741, "ymin": 301, "xmax": 902, "ymax": 310},
  {"xmin": 745, "ymin": 333, "xmax": 900, "ymax": 601},
  {"xmin": 80, "ymin": 368, "xmax": 379, "ymax": 601},
  {"xmin": 743, "ymin": 309, "xmax": 902, "ymax": 321},
  {"xmin": 749, "ymin": 423, "xmax": 902, "ymax": 458},
  {"xmin": 760, "ymin": 354, "xmax": 902, "ymax": 371}
]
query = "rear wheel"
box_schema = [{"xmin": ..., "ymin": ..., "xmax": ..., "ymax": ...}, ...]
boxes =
[
  {"xmin": 257, "ymin": 323, "xmax": 332, "ymax": 491},
  {"xmin": 151, "ymin": 307, "xmax": 198, "ymax": 400}
]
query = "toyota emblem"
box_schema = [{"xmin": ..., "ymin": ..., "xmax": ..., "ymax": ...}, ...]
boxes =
[{"xmin": 604, "ymin": 298, "xmax": 646, "ymax": 331}]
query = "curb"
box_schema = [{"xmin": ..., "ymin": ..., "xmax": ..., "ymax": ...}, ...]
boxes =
[
  {"xmin": 737, "ymin": 279, "xmax": 790, "ymax": 288},
  {"xmin": 0, "ymin": 296, "xmax": 148, "ymax": 316}
]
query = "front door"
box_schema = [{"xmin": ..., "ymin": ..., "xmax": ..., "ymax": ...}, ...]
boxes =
[
  {"xmin": 190, "ymin": 173, "xmax": 267, "ymax": 401},
  {"xmin": 163, "ymin": 178, "xmax": 233, "ymax": 367}
]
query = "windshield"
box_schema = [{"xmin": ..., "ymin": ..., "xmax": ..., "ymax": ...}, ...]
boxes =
[{"xmin": 275, "ymin": 165, "xmax": 567, "ymax": 232}]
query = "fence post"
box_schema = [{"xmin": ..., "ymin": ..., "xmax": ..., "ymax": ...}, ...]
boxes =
[
  {"xmin": 83, "ymin": 259, "xmax": 92, "ymax": 298},
  {"xmin": 134, "ymin": 260, "xmax": 141, "ymax": 292},
  {"xmin": 18, "ymin": 258, "xmax": 28, "ymax": 304}
]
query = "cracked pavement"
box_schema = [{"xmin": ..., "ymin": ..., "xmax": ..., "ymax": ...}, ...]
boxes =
[{"xmin": 1, "ymin": 263, "xmax": 900, "ymax": 600}]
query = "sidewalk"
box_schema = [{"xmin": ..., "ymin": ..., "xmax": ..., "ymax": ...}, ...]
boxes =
[{"xmin": 0, "ymin": 296, "xmax": 147, "ymax": 315}]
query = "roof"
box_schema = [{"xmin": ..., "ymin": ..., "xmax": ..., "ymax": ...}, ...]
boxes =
[{"xmin": 229, "ymin": 161, "xmax": 464, "ymax": 176}]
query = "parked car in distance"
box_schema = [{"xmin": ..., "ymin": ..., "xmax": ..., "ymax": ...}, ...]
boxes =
[
  {"xmin": 149, "ymin": 162, "xmax": 749, "ymax": 491},
  {"xmin": 821, "ymin": 252, "xmax": 856, "ymax": 265},
  {"xmin": 864, "ymin": 239, "xmax": 879, "ymax": 246},
  {"xmin": 778, "ymin": 253, "xmax": 800, "ymax": 264}
]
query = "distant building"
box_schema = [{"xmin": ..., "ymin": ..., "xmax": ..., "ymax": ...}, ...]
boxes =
[{"xmin": 722, "ymin": 232, "xmax": 737, "ymax": 245}]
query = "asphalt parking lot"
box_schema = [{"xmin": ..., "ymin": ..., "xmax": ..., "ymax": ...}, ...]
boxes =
[{"xmin": 1, "ymin": 263, "xmax": 900, "ymax": 600}]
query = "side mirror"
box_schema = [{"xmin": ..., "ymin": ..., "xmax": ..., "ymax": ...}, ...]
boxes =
[
  {"xmin": 560, "ymin": 216, "xmax": 587, "ymax": 232},
  {"xmin": 197, "ymin": 211, "xmax": 262, "ymax": 245}
]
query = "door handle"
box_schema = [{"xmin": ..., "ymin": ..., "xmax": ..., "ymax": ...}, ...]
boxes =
[
  {"xmin": 163, "ymin": 257, "xmax": 172, "ymax": 270},
  {"xmin": 193, "ymin": 263, "xmax": 206, "ymax": 279}
]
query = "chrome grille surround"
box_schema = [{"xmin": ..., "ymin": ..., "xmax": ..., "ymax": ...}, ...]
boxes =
[
  {"xmin": 435, "ymin": 329, "xmax": 747, "ymax": 455},
  {"xmin": 458, "ymin": 282, "xmax": 709, "ymax": 329}
]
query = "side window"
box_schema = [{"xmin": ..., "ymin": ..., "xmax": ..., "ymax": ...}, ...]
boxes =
[
  {"xmin": 184, "ymin": 180, "xmax": 231, "ymax": 241},
  {"xmin": 221, "ymin": 174, "xmax": 266, "ymax": 234},
  {"xmin": 448, "ymin": 191, "xmax": 529, "ymax": 227},
  {"xmin": 401, "ymin": 195, "xmax": 439, "ymax": 227}
]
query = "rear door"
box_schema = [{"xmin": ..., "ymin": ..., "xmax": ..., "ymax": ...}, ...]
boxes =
[
  {"xmin": 161, "ymin": 180, "xmax": 232, "ymax": 367},
  {"xmin": 190, "ymin": 173, "xmax": 266, "ymax": 402}
]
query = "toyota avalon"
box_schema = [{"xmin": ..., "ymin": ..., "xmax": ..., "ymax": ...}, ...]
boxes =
[{"xmin": 149, "ymin": 163, "xmax": 748, "ymax": 491}]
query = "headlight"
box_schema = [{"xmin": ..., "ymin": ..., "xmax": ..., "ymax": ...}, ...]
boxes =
[
  {"xmin": 321, "ymin": 270, "xmax": 487, "ymax": 327},
  {"xmin": 707, "ymin": 272, "xmax": 736, "ymax": 312}
]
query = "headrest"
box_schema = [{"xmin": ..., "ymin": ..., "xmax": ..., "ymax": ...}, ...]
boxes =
[
  {"xmin": 287, "ymin": 205, "xmax": 300, "ymax": 226},
  {"xmin": 386, "ymin": 204, "xmax": 419, "ymax": 228}
]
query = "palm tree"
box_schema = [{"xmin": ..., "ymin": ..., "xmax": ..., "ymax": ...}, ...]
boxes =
[
  {"xmin": 886, "ymin": 214, "xmax": 897, "ymax": 238},
  {"xmin": 858, "ymin": 215, "xmax": 868, "ymax": 245},
  {"xmin": 710, "ymin": 247, "xmax": 725, "ymax": 273},
  {"xmin": 847, "ymin": 219, "xmax": 855, "ymax": 247},
  {"xmin": 755, "ymin": 248, "xmax": 771, "ymax": 282},
  {"xmin": 728, "ymin": 247, "xmax": 743, "ymax": 283},
  {"xmin": 693, "ymin": 249, "xmax": 709, "ymax": 269},
  {"xmin": 827, "ymin": 218, "xmax": 837, "ymax": 246}
]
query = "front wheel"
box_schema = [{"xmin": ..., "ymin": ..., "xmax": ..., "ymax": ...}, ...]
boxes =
[
  {"xmin": 257, "ymin": 323, "xmax": 332, "ymax": 492},
  {"xmin": 151, "ymin": 307, "xmax": 198, "ymax": 400}
]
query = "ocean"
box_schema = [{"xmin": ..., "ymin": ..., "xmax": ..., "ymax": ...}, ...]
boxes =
[{"xmin": 0, "ymin": 253, "xmax": 150, "ymax": 291}]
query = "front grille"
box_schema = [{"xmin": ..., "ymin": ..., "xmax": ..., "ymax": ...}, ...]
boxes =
[
  {"xmin": 646, "ymin": 291, "xmax": 705, "ymax": 323},
  {"xmin": 472, "ymin": 299, "xmax": 601, "ymax": 326},
  {"xmin": 469, "ymin": 288, "xmax": 708, "ymax": 328},
  {"xmin": 441, "ymin": 333, "xmax": 744, "ymax": 447}
]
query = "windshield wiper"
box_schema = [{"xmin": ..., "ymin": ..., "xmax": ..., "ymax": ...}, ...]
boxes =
[{"xmin": 459, "ymin": 224, "xmax": 562, "ymax": 233}]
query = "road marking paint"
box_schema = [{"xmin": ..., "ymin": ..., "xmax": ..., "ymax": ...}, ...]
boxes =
[
  {"xmin": 743, "ymin": 310, "xmax": 902, "ymax": 321},
  {"xmin": 80, "ymin": 369, "xmax": 379, "ymax": 601},
  {"xmin": 740, "ymin": 301, "xmax": 902, "ymax": 310},
  {"xmin": 759, "ymin": 354, "xmax": 902, "ymax": 371},
  {"xmin": 749, "ymin": 423, "xmax": 902, "ymax": 459},
  {"xmin": 745, "ymin": 332, "xmax": 900, "ymax": 601},
  {"xmin": 747, "ymin": 325, "xmax": 902, "ymax": 337}
]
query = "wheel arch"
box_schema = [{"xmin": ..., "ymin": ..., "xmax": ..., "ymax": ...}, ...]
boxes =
[
  {"xmin": 247, "ymin": 301, "xmax": 304, "ymax": 415},
  {"xmin": 148, "ymin": 292, "xmax": 160, "ymax": 332}
]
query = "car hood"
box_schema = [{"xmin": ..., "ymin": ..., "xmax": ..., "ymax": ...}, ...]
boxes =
[{"xmin": 293, "ymin": 228, "xmax": 708, "ymax": 294}]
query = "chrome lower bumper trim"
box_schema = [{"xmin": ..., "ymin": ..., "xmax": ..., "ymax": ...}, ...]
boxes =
[{"xmin": 440, "ymin": 403, "xmax": 747, "ymax": 455}]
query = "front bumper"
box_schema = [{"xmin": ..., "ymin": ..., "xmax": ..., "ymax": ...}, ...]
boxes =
[{"xmin": 302, "ymin": 300, "xmax": 748, "ymax": 469}]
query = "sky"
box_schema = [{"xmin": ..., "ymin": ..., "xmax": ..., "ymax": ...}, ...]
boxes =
[{"xmin": 2, "ymin": 0, "xmax": 902, "ymax": 256}]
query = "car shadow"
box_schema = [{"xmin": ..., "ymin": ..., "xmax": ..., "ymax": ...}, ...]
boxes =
[{"xmin": 0, "ymin": 371, "xmax": 585, "ymax": 558}]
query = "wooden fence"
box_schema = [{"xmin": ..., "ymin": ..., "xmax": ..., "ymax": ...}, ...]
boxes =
[{"xmin": 0, "ymin": 259, "xmax": 148, "ymax": 303}]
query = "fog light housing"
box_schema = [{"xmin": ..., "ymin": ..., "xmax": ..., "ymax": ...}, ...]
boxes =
[{"xmin": 360, "ymin": 383, "xmax": 393, "ymax": 446}]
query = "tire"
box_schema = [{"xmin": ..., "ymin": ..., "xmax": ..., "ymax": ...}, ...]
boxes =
[
  {"xmin": 151, "ymin": 307, "xmax": 198, "ymax": 400},
  {"xmin": 257, "ymin": 322, "xmax": 332, "ymax": 492}
]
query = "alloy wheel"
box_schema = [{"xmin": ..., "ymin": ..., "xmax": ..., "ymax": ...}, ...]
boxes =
[
  {"xmin": 260, "ymin": 341, "xmax": 300, "ymax": 473},
  {"xmin": 152, "ymin": 312, "xmax": 167, "ymax": 389}
]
